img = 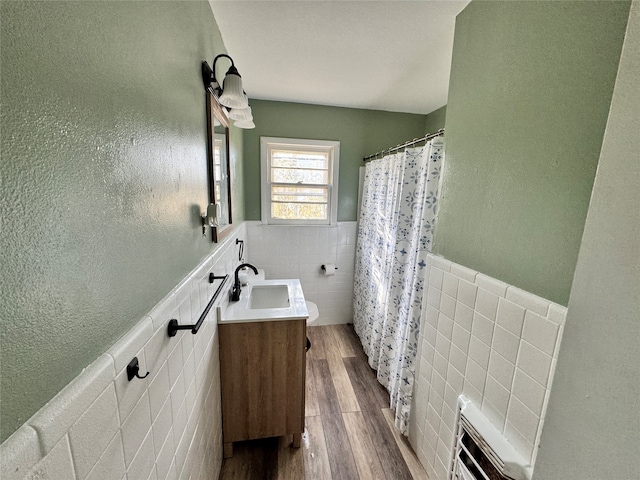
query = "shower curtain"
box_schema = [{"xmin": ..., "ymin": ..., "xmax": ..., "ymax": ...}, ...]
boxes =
[{"xmin": 353, "ymin": 137, "xmax": 444, "ymax": 434}]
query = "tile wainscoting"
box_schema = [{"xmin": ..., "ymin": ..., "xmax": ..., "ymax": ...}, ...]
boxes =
[
  {"xmin": 2, "ymin": 225, "xmax": 564, "ymax": 480},
  {"xmin": 0, "ymin": 224, "xmax": 248, "ymax": 480},
  {"xmin": 246, "ymin": 221, "xmax": 358, "ymax": 325},
  {"xmin": 409, "ymin": 254, "xmax": 567, "ymax": 480}
]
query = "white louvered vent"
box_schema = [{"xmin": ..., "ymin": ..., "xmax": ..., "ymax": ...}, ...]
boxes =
[{"xmin": 450, "ymin": 396, "xmax": 533, "ymax": 480}]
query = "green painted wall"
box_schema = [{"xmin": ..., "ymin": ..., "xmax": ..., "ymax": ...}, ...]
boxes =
[
  {"xmin": 0, "ymin": 1, "xmax": 242, "ymax": 442},
  {"xmin": 229, "ymin": 124, "xmax": 246, "ymax": 223},
  {"xmin": 433, "ymin": 0, "xmax": 630, "ymax": 305},
  {"xmin": 534, "ymin": 3, "xmax": 639, "ymax": 476},
  {"xmin": 424, "ymin": 105, "xmax": 447, "ymax": 134},
  {"xmin": 242, "ymin": 100, "xmax": 428, "ymax": 221}
]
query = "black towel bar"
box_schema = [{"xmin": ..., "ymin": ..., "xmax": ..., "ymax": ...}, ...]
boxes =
[{"xmin": 167, "ymin": 274, "xmax": 228, "ymax": 337}]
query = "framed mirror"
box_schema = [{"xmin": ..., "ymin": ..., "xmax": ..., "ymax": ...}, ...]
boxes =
[{"xmin": 205, "ymin": 90, "xmax": 233, "ymax": 242}]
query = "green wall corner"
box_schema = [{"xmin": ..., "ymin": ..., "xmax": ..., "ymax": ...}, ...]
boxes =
[
  {"xmin": 424, "ymin": 105, "xmax": 447, "ymax": 134},
  {"xmin": 434, "ymin": 0, "xmax": 630, "ymax": 305}
]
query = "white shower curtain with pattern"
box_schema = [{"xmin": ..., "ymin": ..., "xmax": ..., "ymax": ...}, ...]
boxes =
[{"xmin": 353, "ymin": 138, "xmax": 444, "ymax": 434}]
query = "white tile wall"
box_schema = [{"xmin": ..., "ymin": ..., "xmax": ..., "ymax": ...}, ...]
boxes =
[
  {"xmin": 0, "ymin": 224, "xmax": 248, "ymax": 480},
  {"xmin": 246, "ymin": 221, "xmax": 358, "ymax": 325},
  {"xmin": 409, "ymin": 254, "xmax": 566, "ymax": 480}
]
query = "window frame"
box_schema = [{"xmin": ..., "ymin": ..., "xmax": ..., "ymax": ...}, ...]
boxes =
[{"xmin": 260, "ymin": 137, "xmax": 340, "ymax": 225}]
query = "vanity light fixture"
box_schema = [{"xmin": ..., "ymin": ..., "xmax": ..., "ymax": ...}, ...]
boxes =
[
  {"xmin": 228, "ymin": 105, "xmax": 253, "ymax": 122},
  {"xmin": 201, "ymin": 54, "xmax": 255, "ymax": 129},
  {"xmin": 202, "ymin": 54, "xmax": 248, "ymax": 109},
  {"xmin": 228, "ymin": 105, "xmax": 255, "ymax": 129},
  {"xmin": 233, "ymin": 118, "xmax": 256, "ymax": 129},
  {"xmin": 233, "ymin": 116, "xmax": 255, "ymax": 129}
]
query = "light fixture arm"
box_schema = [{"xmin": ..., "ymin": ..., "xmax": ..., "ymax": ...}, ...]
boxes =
[
  {"xmin": 213, "ymin": 54, "xmax": 240, "ymax": 80},
  {"xmin": 202, "ymin": 54, "xmax": 241, "ymax": 92},
  {"xmin": 201, "ymin": 54, "xmax": 253, "ymax": 127}
]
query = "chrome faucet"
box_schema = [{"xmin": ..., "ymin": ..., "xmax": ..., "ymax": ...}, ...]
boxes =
[{"xmin": 231, "ymin": 263, "xmax": 258, "ymax": 301}]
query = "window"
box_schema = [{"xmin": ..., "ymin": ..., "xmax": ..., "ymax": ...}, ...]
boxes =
[{"xmin": 261, "ymin": 137, "xmax": 340, "ymax": 225}]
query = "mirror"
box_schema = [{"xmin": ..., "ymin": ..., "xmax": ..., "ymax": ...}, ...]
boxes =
[{"xmin": 205, "ymin": 90, "xmax": 233, "ymax": 242}]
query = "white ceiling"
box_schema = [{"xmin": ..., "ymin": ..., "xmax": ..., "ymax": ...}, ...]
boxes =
[{"xmin": 208, "ymin": 0, "xmax": 470, "ymax": 115}]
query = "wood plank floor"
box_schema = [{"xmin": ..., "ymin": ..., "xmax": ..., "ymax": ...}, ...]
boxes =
[{"xmin": 219, "ymin": 324, "xmax": 429, "ymax": 480}]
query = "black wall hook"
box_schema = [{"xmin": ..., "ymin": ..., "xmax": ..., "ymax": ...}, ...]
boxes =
[
  {"xmin": 236, "ymin": 238, "xmax": 244, "ymax": 261},
  {"xmin": 126, "ymin": 357, "xmax": 149, "ymax": 381}
]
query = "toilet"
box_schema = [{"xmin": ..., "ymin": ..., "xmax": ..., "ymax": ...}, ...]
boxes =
[
  {"xmin": 243, "ymin": 268, "xmax": 319, "ymax": 326},
  {"xmin": 306, "ymin": 301, "xmax": 319, "ymax": 326}
]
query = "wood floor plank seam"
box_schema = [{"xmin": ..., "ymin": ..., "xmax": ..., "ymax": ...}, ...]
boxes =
[
  {"xmin": 305, "ymin": 358, "xmax": 321, "ymax": 417},
  {"xmin": 343, "ymin": 358, "xmax": 415, "ymax": 480},
  {"xmin": 303, "ymin": 415, "xmax": 333, "ymax": 480},
  {"xmin": 320, "ymin": 327, "xmax": 362, "ymax": 413},
  {"xmin": 330, "ymin": 324, "xmax": 356, "ymax": 358},
  {"xmin": 313, "ymin": 358, "xmax": 361, "ymax": 480},
  {"xmin": 342, "ymin": 411, "xmax": 387, "ymax": 480}
]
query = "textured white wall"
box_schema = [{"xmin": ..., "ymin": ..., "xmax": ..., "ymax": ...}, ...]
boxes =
[{"xmin": 534, "ymin": 3, "xmax": 640, "ymax": 478}]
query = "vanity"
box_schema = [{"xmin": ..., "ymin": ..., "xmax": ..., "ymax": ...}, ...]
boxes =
[{"xmin": 217, "ymin": 279, "xmax": 309, "ymax": 458}]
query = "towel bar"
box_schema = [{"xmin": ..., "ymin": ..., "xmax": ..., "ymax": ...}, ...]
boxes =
[{"xmin": 167, "ymin": 274, "xmax": 228, "ymax": 337}]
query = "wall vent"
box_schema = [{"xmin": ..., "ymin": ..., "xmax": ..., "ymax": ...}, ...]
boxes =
[{"xmin": 450, "ymin": 396, "xmax": 533, "ymax": 480}]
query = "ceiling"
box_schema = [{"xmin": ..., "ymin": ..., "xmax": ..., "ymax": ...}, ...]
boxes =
[{"xmin": 207, "ymin": 1, "xmax": 470, "ymax": 115}]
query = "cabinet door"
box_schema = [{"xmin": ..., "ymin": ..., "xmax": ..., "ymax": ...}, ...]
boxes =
[{"xmin": 219, "ymin": 320, "xmax": 305, "ymax": 443}]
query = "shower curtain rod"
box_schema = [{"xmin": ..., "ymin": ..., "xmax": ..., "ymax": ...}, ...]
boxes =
[{"xmin": 363, "ymin": 128, "xmax": 444, "ymax": 162}]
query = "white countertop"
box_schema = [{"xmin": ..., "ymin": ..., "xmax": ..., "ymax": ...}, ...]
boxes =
[{"xmin": 217, "ymin": 278, "xmax": 309, "ymax": 324}]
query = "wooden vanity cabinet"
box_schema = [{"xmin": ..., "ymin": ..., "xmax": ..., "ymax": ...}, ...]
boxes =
[{"xmin": 218, "ymin": 318, "xmax": 306, "ymax": 458}]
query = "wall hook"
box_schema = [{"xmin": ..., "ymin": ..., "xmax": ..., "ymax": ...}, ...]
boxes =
[
  {"xmin": 126, "ymin": 357, "xmax": 149, "ymax": 381},
  {"xmin": 236, "ymin": 238, "xmax": 244, "ymax": 261}
]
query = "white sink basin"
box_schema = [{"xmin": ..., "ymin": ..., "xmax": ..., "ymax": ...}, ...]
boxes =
[
  {"xmin": 218, "ymin": 279, "xmax": 308, "ymax": 324},
  {"xmin": 250, "ymin": 284, "xmax": 290, "ymax": 309}
]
